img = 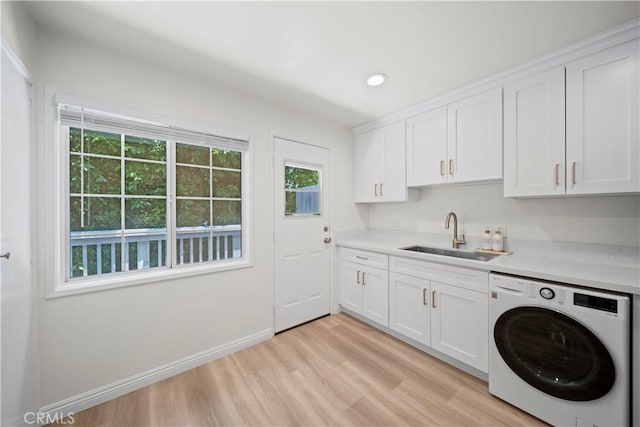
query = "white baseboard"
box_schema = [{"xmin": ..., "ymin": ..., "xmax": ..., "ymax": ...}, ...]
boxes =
[{"xmin": 39, "ymin": 328, "xmax": 273, "ymax": 417}]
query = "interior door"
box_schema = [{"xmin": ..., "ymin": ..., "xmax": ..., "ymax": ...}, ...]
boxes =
[
  {"xmin": 274, "ymin": 138, "xmax": 331, "ymax": 332},
  {"xmin": 1, "ymin": 46, "xmax": 38, "ymax": 425}
]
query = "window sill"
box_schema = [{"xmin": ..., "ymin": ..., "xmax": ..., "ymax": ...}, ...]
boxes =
[{"xmin": 46, "ymin": 258, "xmax": 253, "ymax": 299}]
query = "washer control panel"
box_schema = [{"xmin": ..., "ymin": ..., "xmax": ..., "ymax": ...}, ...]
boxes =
[{"xmin": 574, "ymin": 293, "xmax": 618, "ymax": 314}]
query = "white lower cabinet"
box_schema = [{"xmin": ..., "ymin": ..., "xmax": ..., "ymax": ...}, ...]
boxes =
[
  {"xmin": 389, "ymin": 272, "xmax": 430, "ymax": 346},
  {"xmin": 388, "ymin": 256, "xmax": 489, "ymax": 373},
  {"xmin": 430, "ymin": 281, "xmax": 488, "ymax": 372},
  {"xmin": 339, "ymin": 249, "xmax": 389, "ymax": 327}
]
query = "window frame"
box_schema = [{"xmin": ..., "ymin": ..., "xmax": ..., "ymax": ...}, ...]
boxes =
[{"xmin": 45, "ymin": 90, "xmax": 252, "ymax": 298}]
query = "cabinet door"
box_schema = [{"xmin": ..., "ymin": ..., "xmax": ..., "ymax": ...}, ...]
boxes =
[
  {"xmin": 406, "ymin": 107, "xmax": 448, "ymax": 187},
  {"xmin": 353, "ymin": 129, "xmax": 379, "ymax": 202},
  {"xmin": 378, "ymin": 121, "xmax": 407, "ymax": 201},
  {"xmin": 447, "ymin": 88, "xmax": 503, "ymax": 183},
  {"xmin": 566, "ymin": 39, "xmax": 639, "ymax": 195},
  {"xmin": 361, "ymin": 265, "xmax": 389, "ymax": 327},
  {"xmin": 340, "ymin": 261, "xmax": 362, "ymax": 314},
  {"xmin": 504, "ymin": 67, "xmax": 566, "ymax": 197},
  {"xmin": 389, "ymin": 272, "xmax": 430, "ymax": 346},
  {"xmin": 431, "ymin": 281, "xmax": 488, "ymax": 372}
]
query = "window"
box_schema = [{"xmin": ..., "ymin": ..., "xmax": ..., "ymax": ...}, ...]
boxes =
[
  {"xmin": 59, "ymin": 102, "xmax": 249, "ymax": 286},
  {"xmin": 284, "ymin": 164, "xmax": 321, "ymax": 216}
]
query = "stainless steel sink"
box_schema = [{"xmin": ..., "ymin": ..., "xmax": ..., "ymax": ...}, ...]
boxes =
[{"xmin": 400, "ymin": 245, "xmax": 500, "ymax": 262}]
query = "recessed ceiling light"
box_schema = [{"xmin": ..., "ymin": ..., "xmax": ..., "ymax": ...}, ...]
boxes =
[{"xmin": 367, "ymin": 73, "xmax": 387, "ymax": 86}]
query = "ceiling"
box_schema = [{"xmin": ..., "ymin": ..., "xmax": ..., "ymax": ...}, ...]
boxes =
[{"xmin": 27, "ymin": 1, "xmax": 639, "ymax": 128}]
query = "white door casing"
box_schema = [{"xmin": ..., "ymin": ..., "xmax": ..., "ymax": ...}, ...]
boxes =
[
  {"xmin": 274, "ymin": 138, "xmax": 331, "ymax": 333},
  {"xmin": 1, "ymin": 45, "xmax": 38, "ymax": 426}
]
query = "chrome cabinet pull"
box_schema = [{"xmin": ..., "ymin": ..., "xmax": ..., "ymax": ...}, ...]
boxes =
[
  {"xmin": 0, "ymin": 252, "xmax": 10, "ymax": 260},
  {"xmin": 362, "ymin": 272, "xmax": 366, "ymax": 286},
  {"xmin": 355, "ymin": 255, "xmax": 368, "ymax": 260},
  {"xmin": 432, "ymin": 290, "xmax": 436, "ymax": 308},
  {"xmin": 440, "ymin": 160, "xmax": 445, "ymax": 176},
  {"xmin": 380, "ymin": 183, "xmax": 383, "ymax": 196},
  {"xmin": 374, "ymin": 183, "xmax": 378, "ymax": 196},
  {"xmin": 423, "ymin": 288, "xmax": 428, "ymax": 305},
  {"xmin": 449, "ymin": 159, "xmax": 454, "ymax": 176},
  {"xmin": 357, "ymin": 271, "xmax": 360, "ymax": 284},
  {"xmin": 554, "ymin": 164, "xmax": 559, "ymax": 187},
  {"xmin": 571, "ymin": 162, "xmax": 577, "ymax": 185}
]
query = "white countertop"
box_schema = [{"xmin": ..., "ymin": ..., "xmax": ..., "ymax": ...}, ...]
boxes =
[{"xmin": 336, "ymin": 229, "xmax": 640, "ymax": 295}]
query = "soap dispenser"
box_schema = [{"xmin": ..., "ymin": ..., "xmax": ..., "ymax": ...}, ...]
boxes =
[
  {"xmin": 492, "ymin": 228, "xmax": 504, "ymax": 252},
  {"xmin": 482, "ymin": 228, "xmax": 492, "ymax": 250}
]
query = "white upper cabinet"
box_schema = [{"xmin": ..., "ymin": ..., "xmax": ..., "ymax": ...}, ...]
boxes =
[
  {"xmin": 447, "ymin": 88, "xmax": 503, "ymax": 183},
  {"xmin": 504, "ymin": 66, "xmax": 566, "ymax": 197},
  {"xmin": 354, "ymin": 128, "xmax": 379, "ymax": 203},
  {"xmin": 504, "ymin": 40, "xmax": 639, "ymax": 197},
  {"xmin": 566, "ymin": 39, "xmax": 639, "ymax": 195},
  {"xmin": 354, "ymin": 121, "xmax": 407, "ymax": 202},
  {"xmin": 406, "ymin": 107, "xmax": 448, "ymax": 186},
  {"xmin": 405, "ymin": 89, "xmax": 503, "ymax": 187}
]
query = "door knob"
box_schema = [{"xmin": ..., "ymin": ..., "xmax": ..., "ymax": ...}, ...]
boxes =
[
  {"xmin": 0, "ymin": 252, "xmax": 10, "ymax": 259},
  {"xmin": 323, "ymin": 237, "xmax": 332, "ymax": 244}
]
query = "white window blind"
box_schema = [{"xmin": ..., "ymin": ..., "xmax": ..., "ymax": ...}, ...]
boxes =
[{"xmin": 57, "ymin": 103, "xmax": 249, "ymax": 151}]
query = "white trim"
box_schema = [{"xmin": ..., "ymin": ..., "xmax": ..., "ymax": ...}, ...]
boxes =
[
  {"xmin": 39, "ymin": 328, "xmax": 273, "ymax": 417},
  {"xmin": 353, "ymin": 18, "xmax": 640, "ymax": 134},
  {"xmin": 48, "ymin": 259, "xmax": 253, "ymax": 299},
  {"xmin": 0, "ymin": 37, "xmax": 33, "ymax": 83}
]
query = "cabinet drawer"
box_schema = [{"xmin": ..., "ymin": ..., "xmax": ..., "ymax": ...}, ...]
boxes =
[
  {"xmin": 389, "ymin": 256, "xmax": 488, "ymax": 293},
  {"xmin": 341, "ymin": 248, "xmax": 388, "ymax": 270}
]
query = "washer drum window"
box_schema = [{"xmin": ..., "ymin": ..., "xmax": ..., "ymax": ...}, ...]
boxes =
[{"xmin": 494, "ymin": 307, "xmax": 615, "ymax": 401}]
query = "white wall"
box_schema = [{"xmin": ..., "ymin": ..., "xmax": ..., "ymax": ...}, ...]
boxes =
[
  {"xmin": 368, "ymin": 183, "xmax": 640, "ymax": 247},
  {"xmin": 35, "ymin": 28, "xmax": 366, "ymax": 407},
  {"xmin": 0, "ymin": 1, "xmax": 36, "ymax": 71}
]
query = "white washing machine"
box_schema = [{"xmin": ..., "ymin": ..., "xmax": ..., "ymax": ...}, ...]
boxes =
[{"xmin": 489, "ymin": 273, "xmax": 630, "ymax": 427}]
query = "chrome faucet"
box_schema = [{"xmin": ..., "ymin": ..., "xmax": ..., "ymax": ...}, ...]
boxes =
[{"xmin": 444, "ymin": 212, "xmax": 466, "ymax": 249}]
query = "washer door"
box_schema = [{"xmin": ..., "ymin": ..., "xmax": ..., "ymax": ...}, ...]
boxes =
[{"xmin": 494, "ymin": 307, "xmax": 615, "ymax": 401}]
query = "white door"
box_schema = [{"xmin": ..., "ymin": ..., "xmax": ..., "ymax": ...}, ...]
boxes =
[
  {"xmin": 447, "ymin": 88, "xmax": 503, "ymax": 183},
  {"xmin": 361, "ymin": 265, "xmax": 389, "ymax": 327},
  {"xmin": 503, "ymin": 66, "xmax": 566, "ymax": 197},
  {"xmin": 1, "ymin": 46, "xmax": 38, "ymax": 425},
  {"xmin": 566, "ymin": 39, "xmax": 639, "ymax": 195},
  {"xmin": 389, "ymin": 272, "xmax": 430, "ymax": 345},
  {"xmin": 274, "ymin": 138, "xmax": 331, "ymax": 332},
  {"xmin": 406, "ymin": 107, "xmax": 448, "ymax": 187},
  {"xmin": 431, "ymin": 281, "xmax": 488, "ymax": 372}
]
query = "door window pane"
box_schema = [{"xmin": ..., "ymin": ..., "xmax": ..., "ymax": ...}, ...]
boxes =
[{"xmin": 284, "ymin": 164, "xmax": 321, "ymax": 216}]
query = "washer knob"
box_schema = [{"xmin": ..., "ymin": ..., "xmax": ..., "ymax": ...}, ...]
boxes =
[{"xmin": 540, "ymin": 287, "xmax": 555, "ymax": 300}]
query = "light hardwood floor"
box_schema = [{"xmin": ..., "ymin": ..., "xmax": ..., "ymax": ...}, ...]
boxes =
[{"xmin": 61, "ymin": 313, "xmax": 547, "ymax": 426}]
